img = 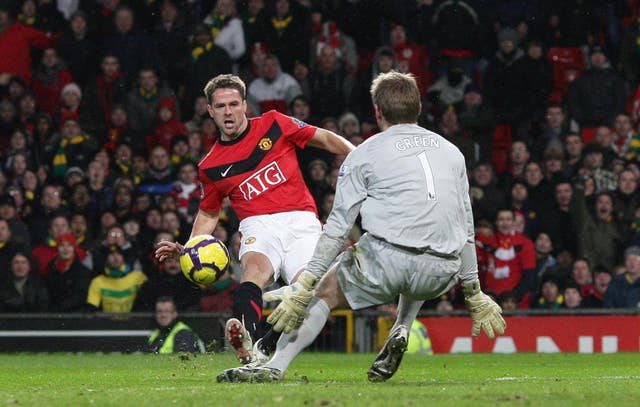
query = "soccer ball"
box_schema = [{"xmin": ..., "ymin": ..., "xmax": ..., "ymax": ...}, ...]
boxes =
[{"xmin": 179, "ymin": 235, "xmax": 230, "ymax": 286}]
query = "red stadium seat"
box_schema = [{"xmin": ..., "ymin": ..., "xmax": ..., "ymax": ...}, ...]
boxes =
[
  {"xmin": 581, "ymin": 127, "xmax": 597, "ymax": 143},
  {"xmin": 547, "ymin": 47, "xmax": 586, "ymax": 103}
]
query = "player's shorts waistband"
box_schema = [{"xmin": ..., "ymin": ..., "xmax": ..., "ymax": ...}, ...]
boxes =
[{"xmin": 370, "ymin": 235, "xmax": 457, "ymax": 260}]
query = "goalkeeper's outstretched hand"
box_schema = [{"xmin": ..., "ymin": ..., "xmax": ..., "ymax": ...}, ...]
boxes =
[
  {"xmin": 263, "ymin": 271, "xmax": 317, "ymax": 333},
  {"xmin": 462, "ymin": 279, "xmax": 506, "ymax": 339}
]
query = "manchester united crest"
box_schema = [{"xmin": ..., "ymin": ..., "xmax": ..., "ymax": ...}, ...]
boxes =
[{"xmin": 259, "ymin": 138, "xmax": 272, "ymax": 150}]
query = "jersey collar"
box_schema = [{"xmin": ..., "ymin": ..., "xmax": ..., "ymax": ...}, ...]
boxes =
[{"xmin": 219, "ymin": 119, "xmax": 251, "ymax": 146}]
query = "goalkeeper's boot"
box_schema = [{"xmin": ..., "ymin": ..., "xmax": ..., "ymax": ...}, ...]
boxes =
[
  {"xmin": 226, "ymin": 318, "xmax": 253, "ymax": 365},
  {"xmin": 247, "ymin": 338, "xmax": 270, "ymax": 367},
  {"xmin": 216, "ymin": 366, "xmax": 284, "ymax": 383},
  {"xmin": 367, "ymin": 325, "xmax": 408, "ymax": 382}
]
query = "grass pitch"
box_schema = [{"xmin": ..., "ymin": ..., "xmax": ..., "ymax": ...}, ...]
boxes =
[{"xmin": 1, "ymin": 352, "xmax": 639, "ymax": 406}]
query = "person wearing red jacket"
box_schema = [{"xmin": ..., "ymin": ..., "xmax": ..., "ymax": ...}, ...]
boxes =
[
  {"xmin": 476, "ymin": 208, "xmax": 536, "ymax": 305},
  {"xmin": 147, "ymin": 97, "xmax": 188, "ymax": 151},
  {"xmin": 0, "ymin": 0, "xmax": 56, "ymax": 84}
]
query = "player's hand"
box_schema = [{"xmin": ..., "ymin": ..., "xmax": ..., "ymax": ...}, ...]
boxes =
[
  {"xmin": 263, "ymin": 271, "xmax": 317, "ymax": 333},
  {"xmin": 462, "ymin": 279, "xmax": 506, "ymax": 339},
  {"xmin": 154, "ymin": 240, "xmax": 184, "ymax": 262}
]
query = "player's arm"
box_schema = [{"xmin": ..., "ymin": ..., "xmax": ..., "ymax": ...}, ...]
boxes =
[
  {"xmin": 155, "ymin": 209, "xmax": 220, "ymax": 262},
  {"xmin": 457, "ymin": 162, "xmax": 506, "ymax": 339},
  {"xmin": 306, "ymin": 127, "xmax": 356, "ymax": 155}
]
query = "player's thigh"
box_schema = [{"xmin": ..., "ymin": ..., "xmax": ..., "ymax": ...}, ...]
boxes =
[
  {"xmin": 403, "ymin": 255, "xmax": 461, "ymax": 301},
  {"xmin": 281, "ymin": 212, "xmax": 322, "ymax": 284},
  {"xmin": 315, "ymin": 267, "xmax": 349, "ymax": 309},
  {"xmin": 238, "ymin": 215, "xmax": 284, "ymax": 283},
  {"xmin": 334, "ymin": 234, "xmax": 404, "ymax": 310}
]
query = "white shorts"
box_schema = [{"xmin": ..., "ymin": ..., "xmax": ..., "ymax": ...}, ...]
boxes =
[
  {"xmin": 238, "ymin": 211, "xmax": 322, "ymax": 284},
  {"xmin": 335, "ymin": 233, "xmax": 461, "ymax": 310}
]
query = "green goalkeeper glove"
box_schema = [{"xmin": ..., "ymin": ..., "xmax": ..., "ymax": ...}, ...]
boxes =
[
  {"xmin": 263, "ymin": 271, "xmax": 317, "ymax": 333},
  {"xmin": 462, "ymin": 279, "xmax": 506, "ymax": 339}
]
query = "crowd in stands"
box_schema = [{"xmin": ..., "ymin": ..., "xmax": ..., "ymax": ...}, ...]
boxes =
[{"xmin": 1, "ymin": 0, "xmax": 640, "ymax": 314}]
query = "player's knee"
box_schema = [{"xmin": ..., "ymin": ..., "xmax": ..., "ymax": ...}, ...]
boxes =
[{"xmin": 315, "ymin": 272, "xmax": 343, "ymax": 309}]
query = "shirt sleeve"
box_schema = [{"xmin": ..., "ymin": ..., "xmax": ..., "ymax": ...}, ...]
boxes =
[
  {"xmin": 323, "ymin": 151, "xmax": 367, "ymax": 240},
  {"xmin": 198, "ymin": 173, "xmax": 224, "ymax": 213},
  {"xmin": 273, "ymin": 110, "xmax": 317, "ymax": 149}
]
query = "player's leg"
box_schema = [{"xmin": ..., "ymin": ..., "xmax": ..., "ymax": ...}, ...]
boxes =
[
  {"xmin": 368, "ymin": 295, "xmax": 424, "ymax": 382},
  {"xmin": 217, "ymin": 266, "xmax": 347, "ymax": 382},
  {"xmin": 227, "ymin": 251, "xmax": 275, "ymax": 364},
  {"xmin": 256, "ymin": 211, "xmax": 323, "ymax": 359}
]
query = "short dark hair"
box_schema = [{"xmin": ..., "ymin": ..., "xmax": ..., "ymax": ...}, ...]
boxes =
[{"xmin": 203, "ymin": 74, "xmax": 246, "ymax": 104}]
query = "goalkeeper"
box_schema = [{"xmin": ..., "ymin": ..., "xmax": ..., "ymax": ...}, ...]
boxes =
[{"xmin": 218, "ymin": 71, "xmax": 506, "ymax": 383}]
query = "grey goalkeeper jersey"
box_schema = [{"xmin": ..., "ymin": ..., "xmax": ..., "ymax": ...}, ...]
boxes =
[{"xmin": 324, "ymin": 123, "xmax": 475, "ymax": 256}]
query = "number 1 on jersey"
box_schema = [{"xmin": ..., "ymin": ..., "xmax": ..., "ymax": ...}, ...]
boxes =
[{"xmin": 417, "ymin": 151, "xmax": 436, "ymax": 200}]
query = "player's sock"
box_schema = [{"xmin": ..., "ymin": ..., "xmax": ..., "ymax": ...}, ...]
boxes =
[
  {"xmin": 393, "ymin": 295, "xmax": 424, "ymax": 332},
  {"xmin": 266, "ymin": 297, "xmax": 330, "ymax": 372},
  {"xmin": 258, "ymin": 328, "xmax": 281, "ymax": 355},
  {"xmin": 233, "ymin": 281, "xmax": 263, "ymax": 339}
]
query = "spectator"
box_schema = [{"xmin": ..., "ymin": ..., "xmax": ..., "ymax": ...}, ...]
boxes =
[
  {"xmin": 0, "ymin": 252, "xmax": 49, "ymax": 312},
  {"xmin": 309, "ymin": 44, "xmax": 355, "ymax": 119},
  {"xmin": 457, "ymin": 84, "xmax": 495, "ymax": 162},
  {"xmin": 563, "ymin": 282, "xmax": 583, "ymax": 309},
  {"xmin": 48, "ymin": 117, "xmax": 98, "ymax": 180},
  {"xmin": 582, "ymin": 267, "xmax": 612, "ymax": 307},
  {"xmin": 69, "ymin": 211, "xmax": 94, "ymax": 252},
  {"xmin": 539, "ymin": 180, "xmax": 577, "ymax": 255},
  {"xmin": 202, "ymin": 0, "xmax": 245, "ymax": 67},
  {"xmin": 570, "ymin": 258, "xmax": 594, "ymax": 297},
  {"xmin": 612, "ymin": 169, "xmax": 639, "ymax": 228},
  {"xmin": 612, "ymin": 113, "xmax": 635, "ymax": 159},
  {"xmin": 509, "ymin": 180, "xmax": 538, "ymax": 240},
  {"xmin": 139, "ymin": 145, "xmax": 175, "ymax": 194},
  {"xmin": 124, "ymin": 67, "xmax": 177, "ymax": 136},
  {"xmin": 102, "ymin": 5, "xmax": 162, "ymax": 82},
  {"xmin": 30, "ymin": 47, "xmax": 74, "ymax": 116},
  {"xmin": 80, "ymin": 54, "xmax": 127, "ymax": 139},
  {"xmin": 86, "ymin": 244, "xmax": 147, "ymax": 313},
  {"xmin": 171, "ymin": 162, "xmax": 200, "ymax": 223},
  {"xmin": 578, "ymin": 142, "xmax": 617, "ymax": 194},
  {"xmin": 531, "ymin": 104, "xmax": 569, "ymax": 161},
  {"xmin": 354, "ymin": 46, "xmax": 396, "ymax": 121},
  {"xmin": 56, "ymin": 11, "xmax": 97, "ymax": 87},
  {"xmin": 44, "ymin": 233, "xmax": 91, "ymax": 312},
  {"xmin": 426, "ymin": 62, "xmax": 471, "ymax": 115},
  {"xmin": 476, "ymin": 208, "xmax": 536, "ymax": 301},
  {"xmin": 146, "ymin": 296, "xmax": 205, "ymax": 353},
  {"xmin": 0, "ymin": 194, "xmax": 30, "ymax": 250},
  {"xmin": 534, "ymin": 277, "xmax": 563, "ymax": 309},
  {"xmin": 148, "ymin": 97, "xmax": 188, "ymax": 152},
  {"xmin": 185, "ymin": 96, "xmax": 209, "ymax": 133},
  {"xmin": 259, "ymin": 0, "xmax": 309, "ymax": 73},
  {"xmin": 186, "ymin": 24, "xmax": 231, "ymax": 103},
  {"xmin": 567, "ymin": 45, "xmax": 626, "ymax": 128},
  {"xmin": 484, "ymin": 28, "xmax": 528, "ymax": 136},
  {"xmin": 593, "ymin": 126, "xmax": 619, "ymax": 167},
  {"xmin": 498, "ymin": 140, "xmax": 530, "ymax": 190},
  {"xmin": 571, "ymin": 184, "xmax": 624, "ymax": 271},
  {"xmin": 603, "ymin": 246, "xmax": 640, "ymax": 308},
  {"xmin": 0, "ymin": 0, "xmax": 56, "ymax": 84},
  {"xmin": 469, "ymin": 161, "xmax": 506, "ymax": 222},
  {"xmin": 519, "ymin": 40, "xmax": 553, "ymax": 125},
  {"xmin": 55, "ymin": 82, "xmax": 82, "ymax": 128},
  {"xmin": 248, "ymin": 54, "xmax": 302, "ymax": 115},
  {"xmin": 0, "ymin": 216, "xmax": 26, "ymax": 273},
  {"xmin": 563, "ymin": 133, "xmax": 584, "ymax": 180},
  {"xmin": 104, "ymin": 106, "xmax": 145, "ymax": 156},
  {"xmin": 135, "ymin": 254, "xmax": 203, "ymax": 312},
  {"xmin": 389, "ymin": 22, "xmax": 430, "ymax": 96},
  {"xmin": 151, "ymin": 0, "xmax": 189, "ymax": 93}
]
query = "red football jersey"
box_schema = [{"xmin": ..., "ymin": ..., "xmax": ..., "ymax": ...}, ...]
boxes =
[{"xmin": 198, "ymin": 110, "xmax": 318, "ymax": 220}]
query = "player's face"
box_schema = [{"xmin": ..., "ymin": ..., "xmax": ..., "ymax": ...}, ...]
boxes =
[{"xmin": 207, "ymin": 88, "xmax": 247, "ymax": 140}]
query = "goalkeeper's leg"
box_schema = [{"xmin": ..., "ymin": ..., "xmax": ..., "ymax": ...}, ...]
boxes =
[{"xmin": 265, "ymin": 268, "xmax": 348, "ymax": 373}]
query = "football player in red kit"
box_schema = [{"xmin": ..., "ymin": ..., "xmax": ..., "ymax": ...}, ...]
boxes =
[{"xmin": 155, "ymin": 74, "xmax": 354, "ymax": 364}]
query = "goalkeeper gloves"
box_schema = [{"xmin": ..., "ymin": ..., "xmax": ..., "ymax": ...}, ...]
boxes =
[
  {"xmin": 462, "ymin": 279, "xmax": 506, "ymax": 339},
  {"xmin": 263, "ymin": 271, "xmax": 317, "ymax": 333}
]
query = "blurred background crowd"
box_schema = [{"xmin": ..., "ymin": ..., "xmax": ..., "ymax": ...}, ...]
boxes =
[{"xmin": 1, "ymin": 0, "xmax": 640, "ymax": 315}]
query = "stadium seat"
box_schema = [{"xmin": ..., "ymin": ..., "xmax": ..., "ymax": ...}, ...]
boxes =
[
  {"xmin": 547, "ymin": 47, "xmax": 586, "ymax": 103},
  {"xmin": 581, "ymin": 127, "xmax": 597, "ymax": 143},
  {"xmin": 491, "ymin": 124, "xmax": 513, "ymax": 174}
]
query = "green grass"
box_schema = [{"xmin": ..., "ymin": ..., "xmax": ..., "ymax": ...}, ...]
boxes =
[{"xmin": 1, "ymin": 352, "xmax": 639, "ymax": 406}]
